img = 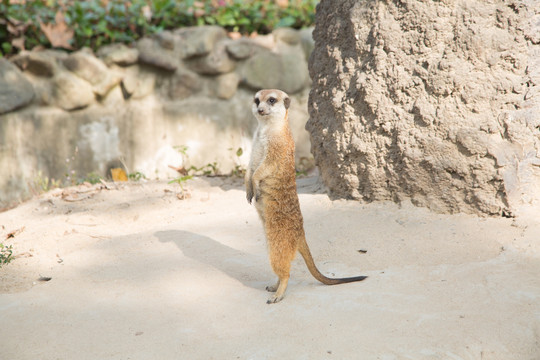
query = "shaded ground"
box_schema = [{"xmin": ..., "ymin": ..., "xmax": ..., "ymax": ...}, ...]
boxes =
[{"xmin": 1, "ymin": 176, "xmax": 539, "ymax": 359}]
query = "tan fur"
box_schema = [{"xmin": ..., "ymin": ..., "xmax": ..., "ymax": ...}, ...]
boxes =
[{"xmin": 246, "ymin": 89, "xmax": 367, "ymax": 304}]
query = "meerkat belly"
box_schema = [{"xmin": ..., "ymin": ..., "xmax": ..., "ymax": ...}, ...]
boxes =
[{"xmin": 249, "ymin": 143, "xmax": 266, "ymax": 173}]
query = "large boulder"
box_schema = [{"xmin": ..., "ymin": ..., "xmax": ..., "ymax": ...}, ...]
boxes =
[
  {"xmin": 52, "ymin": 71, "xmax": 95, "ymax": 111},
  {"xmin": 243, "ymin": 47, "xmax": 309, "ymax": 94},
  {"xmin": 64, "ymin": 49, "xmax": 122, "ymax": 97},
  {"xmin": 175, "ymin": 26, "xmax": 228, "ymax": 59},
  {"xmin": 0, "ymin": 59, "xmax": 34, "ymax": 114},
  {"xmin": 307, "ymin": 0, "xmax": 540, "ymax": 216},
  {"xmin": 137, "ymin": 34, "xmax": 179, "ymax": 71},
  {"xmin": 97, "ymin": 43, "xmax": 139, "ymax": 66},
  {"xmin": 11, "ymin": 50, "xmax": 67, "ymax": 77}
]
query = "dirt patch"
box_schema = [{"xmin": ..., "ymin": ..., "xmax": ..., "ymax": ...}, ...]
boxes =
[{"xmin": 1, "ymin": 177, "xmax": 539, "ymax": 359}]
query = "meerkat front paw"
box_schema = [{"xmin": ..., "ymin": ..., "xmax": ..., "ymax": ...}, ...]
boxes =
[{"xmin": 246, "ymin": 188, "xmax": 254, "ymax": 204}]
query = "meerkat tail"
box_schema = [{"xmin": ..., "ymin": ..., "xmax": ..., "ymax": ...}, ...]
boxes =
[{"xmin": 298, "ymin": 236, "xmax": 367, "ymax": 285}]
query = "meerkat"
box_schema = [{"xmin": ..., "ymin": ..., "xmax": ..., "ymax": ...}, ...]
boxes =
[{"xmin": 245, "ymin": 89, "xmax": 367, "ymax": 304}]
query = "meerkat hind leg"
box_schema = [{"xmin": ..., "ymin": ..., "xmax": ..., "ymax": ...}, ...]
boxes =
[{"xmin": 267, "ymin": 277, "xmax": 289, "ymax": 304}]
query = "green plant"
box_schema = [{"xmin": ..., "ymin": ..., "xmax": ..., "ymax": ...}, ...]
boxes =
[
  {"xmin": 229, "ymin": 146, "xmax": 246, "ymax": 177},
  {"xmin": 1, "ymin": 0, "xmax": 318, "ymax": 57},
  {"xmin": 295, "ymin": 156, "xmax": 315, "ymax": 177},
  {"xmin": 168, "ymin": 174, "xmax": 193, "ymax": 199},
  {"xmin": 173, "ymin": 145, "xmax": 190, "ymax": 164},
  {"xmin": 80, "ymin": 171, "xmax": 102, "ymax": 184},
  {"xmin": 0, "ymin": 243, "xmax": 13, "ymax": 268},
  {"xmin": 128, "ymin": 171, "xmax": 147, "ymax": 181},
  {"xmin": 188, "ymin": 162, "xmax": 220, "ymax": 176},
  {"xmin": 173, "ymin": 145, "xmax": 220, "ymax": 176},
  {"xmin": 32, "ymin": 170, "xmax": 61, "ymax": 194}
]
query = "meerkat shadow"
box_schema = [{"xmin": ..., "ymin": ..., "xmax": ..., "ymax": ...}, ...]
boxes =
[{"xmin": 154, "ymin": 230, "xmax": 267, "ymax": 290}]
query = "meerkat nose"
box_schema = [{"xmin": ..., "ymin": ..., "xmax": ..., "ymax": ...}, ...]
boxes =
[{"xmin": 258, "ymin": 108, "xmax": 265, "ymax": 115}]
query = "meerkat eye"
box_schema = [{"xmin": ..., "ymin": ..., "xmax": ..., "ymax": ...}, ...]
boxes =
[
  {"xmin": 254, "ymin": 98, "xmax": 260, "ymax": 106},
  {"xmin": 268, "ymin": 97, "xmax": 276, "ymax": 105}
]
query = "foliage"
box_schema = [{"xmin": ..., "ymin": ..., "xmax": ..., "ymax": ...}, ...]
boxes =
[
  {"xmin": 128, "ymin": 171, "xmax": 147, "ymax": 181},
  {"xmin": 188, "ymin": 162, "xmax": 220, "ymax": 176},
  {"xmin": 173, "ymin": 144, "xmax": 221, "ymax": 177},
  {"xmin": 82, "ymin": 171, "xmax": 103, "ymax": 184},
  {"xmin": 0, "ymin": 243, "xmax": 13, "ymax": 267},
  {"xmin": 0, "ymin": 0, "xmax": 318, "ymax": 57},
  {"xmin": 31, "ymin": 170, "xmax": 62, "ymax": 194},
  {"xmin": 168, "ymin": 174, "xmax": 193, "ymax": 199},
  {"xmin": 229, "ymin": 146, "xmax": 246, "ymax": 177}
]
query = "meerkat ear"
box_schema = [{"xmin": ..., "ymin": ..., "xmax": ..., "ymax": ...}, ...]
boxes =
[{"xmin": 284, "ymin": 97, "xmax": 291, "ymax": 109}]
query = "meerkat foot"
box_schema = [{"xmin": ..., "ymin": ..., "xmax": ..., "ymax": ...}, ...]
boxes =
[
  {"xmin": 266, "ymin": 281, "xmax": 279, "ymax": 292},
  {"xmin": 267, "ymin": 294, "xmax": 284, "ymax": 304},
  {"xmin": 265, "ymin": 277, "xmax": 288, "ymax": 304}
]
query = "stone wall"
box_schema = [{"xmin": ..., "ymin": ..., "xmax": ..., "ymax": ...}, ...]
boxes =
[
  {"xmin": 307, "ymin": 0, "xmax": 540, "ymax": 217},
  {"xmin": 0, "ymin": 26, "xmax": 314, "ymax": 209}
]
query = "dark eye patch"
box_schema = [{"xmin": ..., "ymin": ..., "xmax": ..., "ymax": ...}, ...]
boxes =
[
  {"xmin": 254, "ymin": 98, "xmax": 260, "ymax": 106},
  {"xmin": 268, "ymin": 97, "xmax": 276, "ymax": 105}
]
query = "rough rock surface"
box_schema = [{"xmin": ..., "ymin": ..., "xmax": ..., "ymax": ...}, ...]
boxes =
[{"xmin": 307, "ymin": 0, "xmax": 540, "ymax": 216}]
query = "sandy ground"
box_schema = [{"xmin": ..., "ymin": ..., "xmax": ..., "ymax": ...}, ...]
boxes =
[{"xmin": 1, "ymin": 176, "xmax": 539, "ymax": 360}]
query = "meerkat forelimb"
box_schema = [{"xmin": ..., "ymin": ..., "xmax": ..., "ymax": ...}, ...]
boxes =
[{"xmin": 245, "ymin": 89, "xmax": 367, "ymax": 304}]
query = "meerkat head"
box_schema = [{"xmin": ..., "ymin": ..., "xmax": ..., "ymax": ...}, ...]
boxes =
[{"xmin": 252, "ymin": 89, "xmax": 291, "ymax": 123}]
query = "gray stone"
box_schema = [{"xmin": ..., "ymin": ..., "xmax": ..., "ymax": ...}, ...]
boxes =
[
  {"xmin": 273, "ymin": 28, "xmax": 301, "ymax": 45},
  {"xmin": 11, "ymin": 50, "xmax": 67, "ymax": 77},
  {"xmin": 163, "ymin": 68, "xmax": 202, "ymax": 100},
  {"xmin": 299, "ymin": 27, "xmax": 315, "ymax": 62},
  {"xmin": 97, "ymin": 43, "xmax": 139, "ymax": 66},
  {"xmin": 243, "ymin": 51, "xmax": 282, "ymax": 89},
  {"xmin": 185, "ymin": 42, "xmax": 235, "ymax": 75},
  {"xmin": 120, "ymin": 64, "xmax": 156, "ymax": 99},
  {"xmin": 64, "ymin": 50, "xmax": 123, "ymax": 97},
  {"xmin": 155, "ymin": 30, "xmax": 176, "ymax": 50},
  {"xmin": 225, "ymin": 39, "xmax": 255, "ymax": 60},
  {"xmin": 243, "ymin": 47, "xmax": 308, "ymax": 94},
  {"xmin": 137, "ymin": 37, "xmax": 178, "ymax": 71},
  {"xmin": 175, "ymin": 26, "xmax": 227, "ymax": 59},
  {"xmin": 214, "ymin": 72, "xmax": 239, "ymax": 100},
  {"xmin": 0, "ymin": 59, "xmax": 35, "ymax": 114},
  {"xmin": 52, "ymin": 71, "xmax": 95, "ymax": 110}
]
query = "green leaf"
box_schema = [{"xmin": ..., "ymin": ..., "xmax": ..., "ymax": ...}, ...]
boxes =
[{"xmin": 276, "ymin": 16, "xmax": 296, "ymax": 28}]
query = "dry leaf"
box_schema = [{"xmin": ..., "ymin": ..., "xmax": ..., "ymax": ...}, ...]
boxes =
[
  {"xmin": 6, "ymin": 18, "xmax": 30, "ymax": 36},
  {"xmin": 228, "ymin": 31, "xmax": 242, "ymax": 40},
  {"xmin": 12, "ymin": 37, "xmax": 25, "ymax": 51},
  {"xmin": 111, "ymin": 168, "xmax": 128, "ymax": 182},
  {"xmin": 6, "ymin": 226, "xmax": 25, "ymax": 240},
  {"xmin": 39, "ymin": 11, "xmax": 74, "ymax": 49},
  {"xmin": 168, "ymin": 165, "xmax": 188, "ymax": 175}
]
